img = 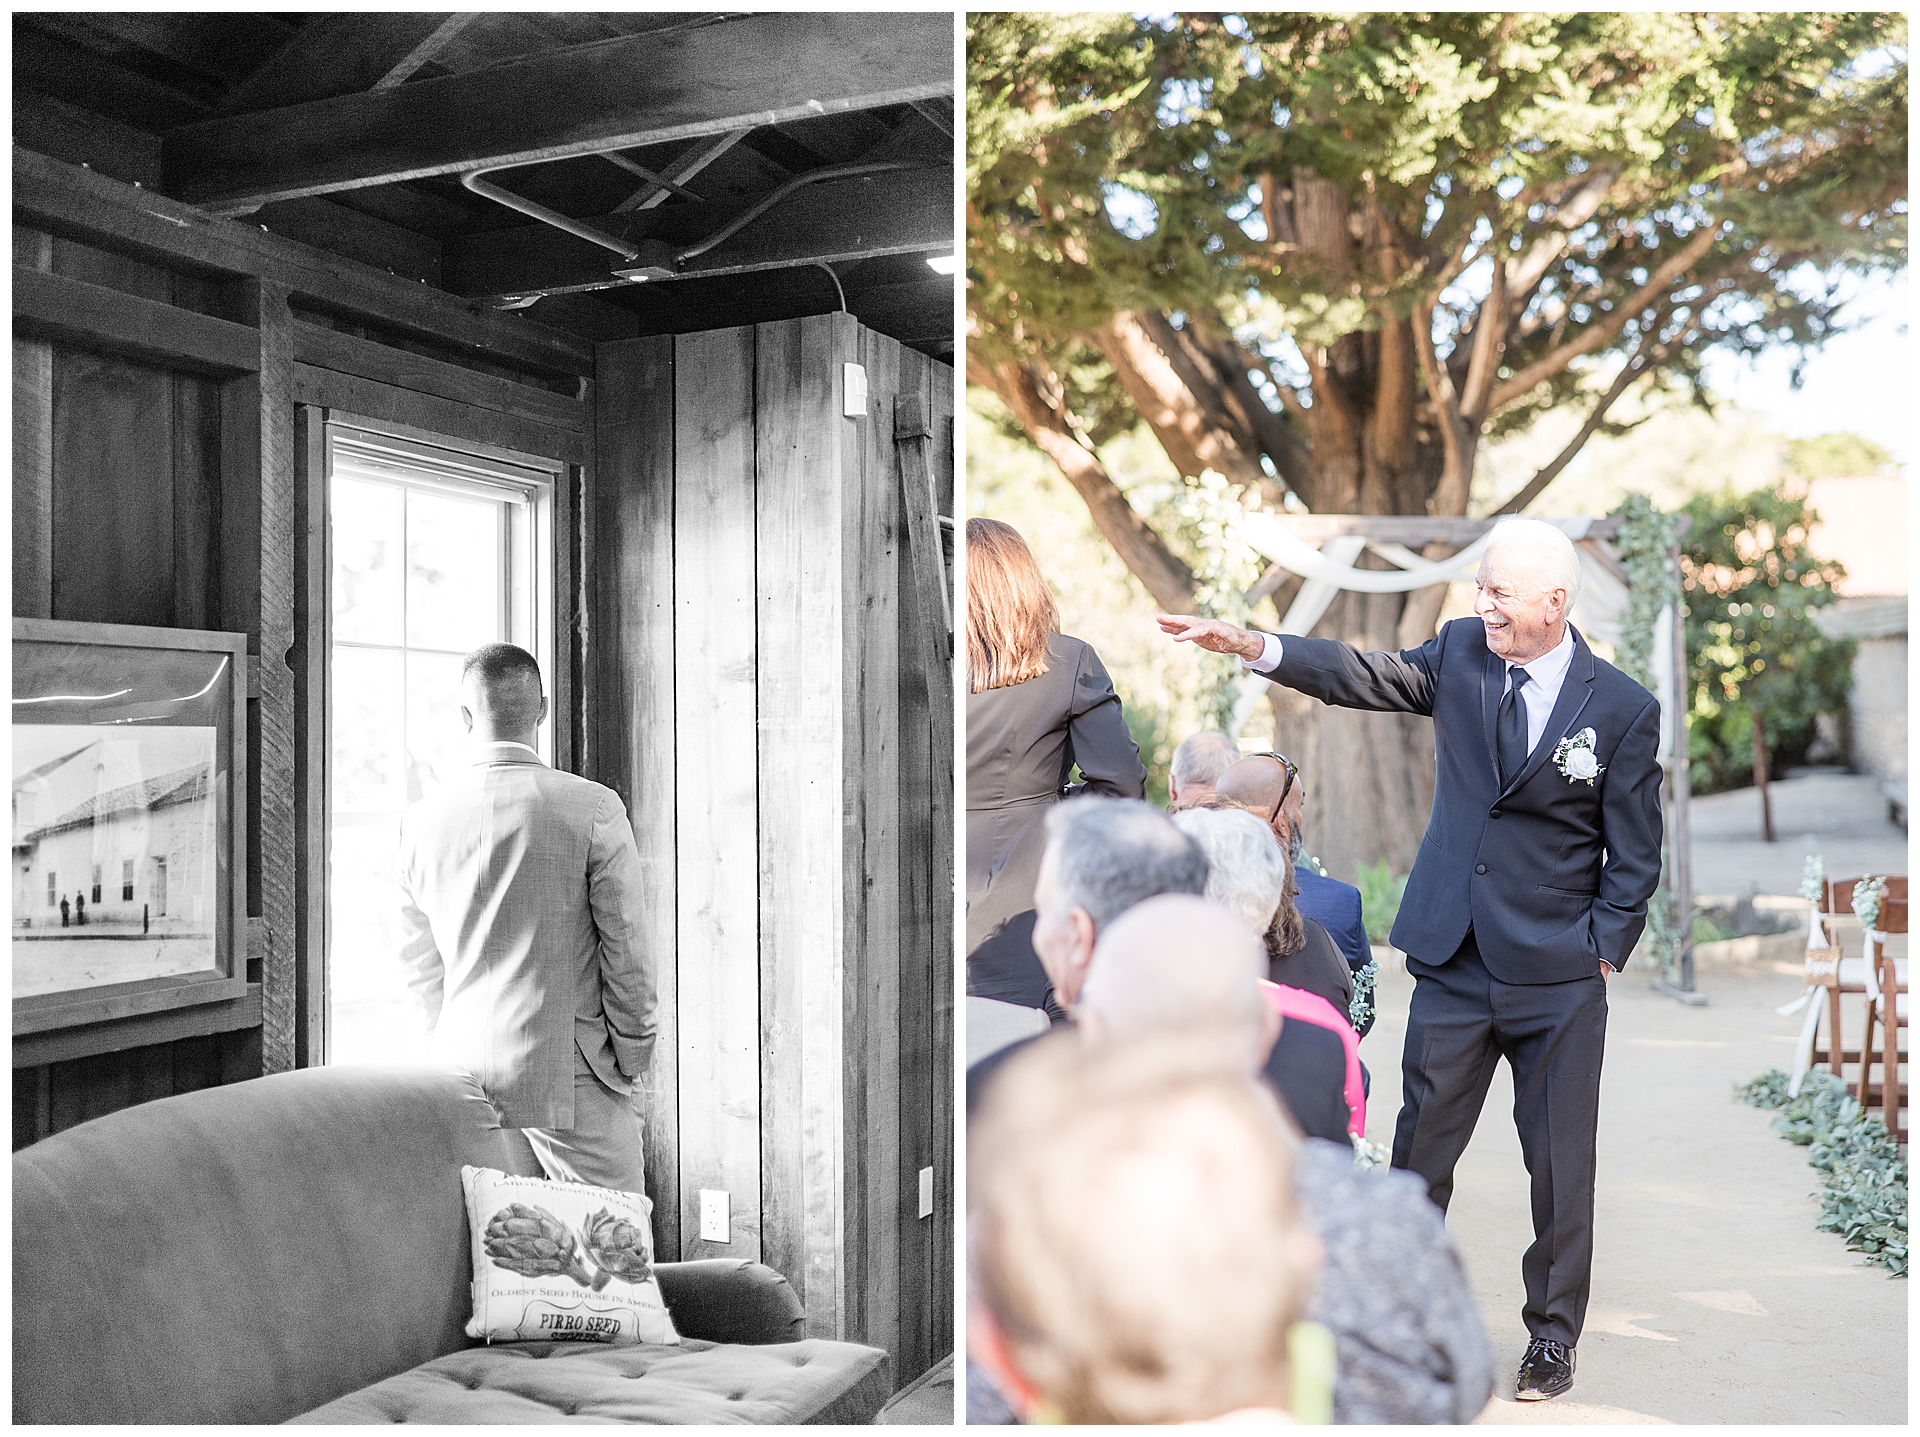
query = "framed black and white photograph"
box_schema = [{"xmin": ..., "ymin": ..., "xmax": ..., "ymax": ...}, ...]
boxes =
[{"xmin": 12, "ymin": 619, "xmax": 249, "ymax": 1033}]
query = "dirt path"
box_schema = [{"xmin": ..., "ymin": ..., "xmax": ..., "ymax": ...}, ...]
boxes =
[{"xmin": 1360, "ymin": 945, "xmax": 1908, "ymax": 1424}]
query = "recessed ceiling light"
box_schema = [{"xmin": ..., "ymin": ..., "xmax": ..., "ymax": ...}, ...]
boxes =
[{"xmin": 925, "ymin": 254, "xmax": 957, "ymax": 275}]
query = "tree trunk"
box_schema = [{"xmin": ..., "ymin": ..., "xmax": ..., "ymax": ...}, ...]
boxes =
[
  {"xmin": 1751, "ymin": 709, "xmax": 1774, "ymax": 843},
  {"xmin": 1261, "ymin": 574, "xmax": 1438, "ymax": 885}
]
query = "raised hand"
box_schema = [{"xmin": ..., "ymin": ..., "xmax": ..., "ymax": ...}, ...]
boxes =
[{"xmin": 1156, "ymin": 614, "xmax": 1265, "ymax": 662}]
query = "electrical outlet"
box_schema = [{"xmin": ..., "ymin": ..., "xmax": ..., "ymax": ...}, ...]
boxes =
[
  {"xmin": 699, "ymin": 1189, "xmax": 730, "ymax": 1244},
  {"xmin": 842, "ymin": 361, "xmax": 868, "ymax": 418},
  {"xmin": 917, "ymin": 1166, "xmax": 934, "ymax": 1219}
]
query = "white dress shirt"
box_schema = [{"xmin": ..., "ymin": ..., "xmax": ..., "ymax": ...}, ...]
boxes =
[{"xmin": 1245, "ymin": 623, "xmax": 1577, "ymax": 756}]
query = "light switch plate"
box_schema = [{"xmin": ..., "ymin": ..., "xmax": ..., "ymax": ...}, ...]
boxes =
[
  {"xmin": 917, "ymin": 1165, "xmax": 934, "ymax": 1219},
  {"xmin": 842, "ymin": 361, "xmax": 868, "ymax": 418},
  {"xmin": 699, "ymin": 1188, "xmax": 730, "ymax": 1244}
]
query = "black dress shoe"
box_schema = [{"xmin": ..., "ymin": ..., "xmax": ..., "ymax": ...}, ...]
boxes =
[{"xmin": 1515, "ymin": 1338, "xmax": 1576, "ymax": 1400}]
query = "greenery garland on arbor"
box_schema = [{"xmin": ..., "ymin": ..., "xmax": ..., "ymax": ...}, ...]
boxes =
[{"xmin": 1608, "ymin": 494, "xmax": 1685, "ymax": 987}]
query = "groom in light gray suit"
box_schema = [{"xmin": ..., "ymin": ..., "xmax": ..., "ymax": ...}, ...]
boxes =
[{"xmin": 397, "ymin": 643, "xmax": 656, "ymax": 1193}]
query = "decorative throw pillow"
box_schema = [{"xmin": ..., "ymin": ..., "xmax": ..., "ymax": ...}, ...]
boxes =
[{"xmin": 461, "ymin": 1165, "xmax": 679, "ymax": 1346}]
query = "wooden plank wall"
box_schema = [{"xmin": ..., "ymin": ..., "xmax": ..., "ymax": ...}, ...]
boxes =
[
  {"xmin": 11, "ymin": 150, "xmax": 593, "ymax": 1149},
  {"xmin": 592, "ymin": 318, "xmax": 954, "ymax": 1386},
  {"xmin": 11, "ymin": 225, "xmax": 267, "ymax": 1145},
  {"xmin": 591, "ymin": 336, "xmax": 682, "ymax": 1259},
  {"xmin": 673, "ymin": 327, "xmax": 765, "ymax": 1261}
]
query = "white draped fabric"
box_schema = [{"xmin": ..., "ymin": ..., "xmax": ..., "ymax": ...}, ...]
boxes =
[{"xmin": 1226, "ymin": 516, "xmax": 1666, "ymax": 746}]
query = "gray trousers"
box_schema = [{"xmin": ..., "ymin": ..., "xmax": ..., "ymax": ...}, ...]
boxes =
[{"xmin": 458, "ymin": 1060, "xmax": 648, "ymax": 1196}]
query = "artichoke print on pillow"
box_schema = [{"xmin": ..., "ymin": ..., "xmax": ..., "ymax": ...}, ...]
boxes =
[
  {"xmin": 584, "ymin": 1207, "xmax": 655, "ymax": 1290},
  {"xmin": 484, "ymin": 1202, "xmax": 597, "ymax": 1286}
]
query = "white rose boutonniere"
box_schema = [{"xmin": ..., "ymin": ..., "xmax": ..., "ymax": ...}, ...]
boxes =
[{"xmin": 1553, "ymin": 727, "xmax": 1604, "ymax": 785}]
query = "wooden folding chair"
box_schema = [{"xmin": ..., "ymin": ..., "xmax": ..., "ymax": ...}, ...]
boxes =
[
  {"xmin": 1811, "ymin": 878, "xmax": 1868, "ymax": 1078},
  {"xmin": 1856, "ymin": 888, "xmax": 1908, "ymax": 1144}
]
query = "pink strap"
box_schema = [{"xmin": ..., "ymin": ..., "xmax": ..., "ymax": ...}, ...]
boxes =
[{"xmin": 1261, "ymin": 980, "xmax": 1365, "ymax": 1138}]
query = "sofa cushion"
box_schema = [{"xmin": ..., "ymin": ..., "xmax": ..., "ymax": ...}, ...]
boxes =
[{"xmin": 287, "ymin": 1338, "xmax": 893, "ymax": 1425}]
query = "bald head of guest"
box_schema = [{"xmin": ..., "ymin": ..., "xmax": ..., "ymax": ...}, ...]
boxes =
[
  {"xmin": 460, "ymin": 642, "xmax": 548, "ymax": 747},
  {"xmin": 968, "ymin": 1031, "xmax": 1319, "ymax": 1424},
  {"xmin": 1076, "ymin": 893, "xmax": 1280, "ymax": 1076},
  {"xmin": 1215, "ymin": 754, "xmax": 1304, "ymax": 864},
  {"xmin": 1168, "ymin": 731, "xmax": 1242, "ymax": 810}
]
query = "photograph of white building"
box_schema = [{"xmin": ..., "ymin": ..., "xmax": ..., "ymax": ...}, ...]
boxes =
[{"xmin": 12, "ymin": 726, "xmax": 218, "ymax": 995}]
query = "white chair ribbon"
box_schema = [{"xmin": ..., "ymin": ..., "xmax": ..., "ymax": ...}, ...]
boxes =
[
  {"xmin": 1787, "ymin": 996, "xmax": 1825, "ymax": 1098},
  {"xmin": 1861, "ymin": 929, "xmax": 1884, "ymax": 1003},
  {"xmin": 1782, "ymin": 906, "xmax": 1835, "ymax": 1095}
]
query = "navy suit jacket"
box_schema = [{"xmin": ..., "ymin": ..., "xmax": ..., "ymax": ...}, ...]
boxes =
[
  {"xmin": 1295, "ymin": 867, "xmax": 1370, "ymax": 973},
  {"xmin": 1267, "ymin": 620, "xmax": 1663, "ymax": 985}
]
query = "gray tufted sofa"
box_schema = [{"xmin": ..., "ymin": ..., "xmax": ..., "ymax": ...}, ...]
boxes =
[{"xmin": 13, "ymin": 1066, "xmax": 891, "ymax": 1424}]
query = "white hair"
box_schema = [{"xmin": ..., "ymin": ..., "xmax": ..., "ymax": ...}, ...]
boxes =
[
  {"xmin": 1486, "ymin": 518, "xmax": 1582, "ymax": 608},
  {"xmin": 1169, "ymin": 807, "xmax": 1287, "ymax": 936},
  {"xmin": 1170, "ymin": 731, "xmax": 1241, "ymax": 789}
]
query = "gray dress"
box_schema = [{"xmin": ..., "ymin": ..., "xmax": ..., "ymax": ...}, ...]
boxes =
[{"xmin": 965, "ymin": 634, "xmax": 1145, "ymax": 1014}]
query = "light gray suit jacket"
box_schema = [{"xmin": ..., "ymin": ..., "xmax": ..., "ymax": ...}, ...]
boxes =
[{"xmin": 396, "ymin": 745, "xmax": 656, "ymax": 1129}]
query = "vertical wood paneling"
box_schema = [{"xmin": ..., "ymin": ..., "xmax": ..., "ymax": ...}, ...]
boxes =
[
  {"xmin": 551, "ymin": 442, "xmax": 578, "ymax": 776},
  {"xmin": 51, "ymin": 349, "xmax": 176, "ymax": 624},
  {"xmin": 592, "ymin": 335, "xmax": 680, "ymax": 1258},
  {"xmin": 845, "ymin": 321, "xmax": 903, "ymax": 1358},
  {"xmin": 928, "ymin": 359, "xmax": 957, "ymax": 1363},
  {"xmin": 171, "ymin": 377, "xmax": 224, "ymax": 630},
  {"xmin": 229, "ymin": 281, "xmax": 296, "ymax": 1074},
  {"xmin": 893, "ymin": 341, "xmax": 937, "ymax": 1384},
  {"xmin": 13, "ymin": 226, "xmax": 55, "ymax": 619},
  {"xmin": 754, "ymin": 315, "xmax": 847, "ymax": 1335},
  {"xmin": 291, "ymin": 406, "xmax": 329, "ymax": 1067},
  {"xmin": 674, "ymin": 326, "xmax": 763, "ymax": 1262}
]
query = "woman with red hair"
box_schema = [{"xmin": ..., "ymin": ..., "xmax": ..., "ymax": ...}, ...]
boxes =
[{"xmin": 966, "ymin": 518, "xmax": 1144, "ymax": 1021}]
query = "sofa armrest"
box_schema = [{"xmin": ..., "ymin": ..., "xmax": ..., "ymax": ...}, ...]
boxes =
[{"xmin": 651, "ymin": 1259, "xmax": 807, "ymax": 1345}]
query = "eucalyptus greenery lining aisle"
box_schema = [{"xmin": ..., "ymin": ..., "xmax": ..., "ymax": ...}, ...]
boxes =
[{"xmin": 1736, "ymin": 1069, "xmax": 1908, "ymax": 1277}]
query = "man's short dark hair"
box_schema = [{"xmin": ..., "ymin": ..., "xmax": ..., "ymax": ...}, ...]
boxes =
[
  {"xmin": 1044, "ymin": 797, "xmax": 1209, "ymax": 932},
  {"xmin": 462, "ymin": 643, "xmax": 544, "ymax": 729}
]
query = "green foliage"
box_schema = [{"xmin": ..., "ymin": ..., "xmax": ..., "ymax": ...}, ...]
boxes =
[
  {"xmin": 968, "ymin": 11, "xmax": 1908, "ymax": 433},
  {"xmin": 1354, "ymin": 861, "xmax": 1408, "ymax": 944},
  {"xmin": 1785, "ymin": 432, "xmax": 1898, "ymax": 480},
  {"xmin": 1146, "ymin": 471, "xmax": 1267, "ymax": 732},
  {"xmin": 1692, "ymin": 912, "xmax": 1732, "ymax": 944},
  {"xmin": 1608, "ymin": 494, "xmax": 1684, "ymax": 983},
  {"xmin": 1123, "ymin": 699, "xmax": 1175, "ymax": 810},
  {"xmin": 1680, "ymin": 486, "xmax": 1855, "ymax": 793},
  {"xmin": 1737, "ymin": 1068, "xmax": 1907, "ymax": 1275}
]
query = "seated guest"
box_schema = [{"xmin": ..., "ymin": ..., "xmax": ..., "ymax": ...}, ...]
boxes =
[
  {"xmin": 1166, "ymin": 729, "xmax": 1241, "ymax": 811},
  {"xmin": 1168, "ymin": 808, "xmax": 1366, "ymax": 1139},
  {"xmin": 1176, "ymin": 794, "xmax": 1354, "ymax": 1019},
  {"xmin": 969, "ymin": 965, "xmax": 1497, "ymax": 1426},
  {"xmin": 969, "ymin": 1032, "xmax": 1325, "ymax": 1425},
  {"xmin": 965, "ymin": 796, "xmax": 1207, "ymax": 1112},
  {"xmin": 1217, "ymin": 752, "xmax": 1376, "ymax": 1033},
  {"xmin": 1078, "ymin": 892, "xmax": 1351, "ymax": 1143}
]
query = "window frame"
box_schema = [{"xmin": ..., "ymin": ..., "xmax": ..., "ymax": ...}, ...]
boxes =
[{"xmin": 315, "ymin": 414, "xmax": 564, "ymax": 1066}]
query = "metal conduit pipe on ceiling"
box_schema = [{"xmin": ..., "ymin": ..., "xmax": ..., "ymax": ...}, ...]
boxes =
[{"xmin": 460, "ymin": 151, "xmax": 935, "ymax": 290}]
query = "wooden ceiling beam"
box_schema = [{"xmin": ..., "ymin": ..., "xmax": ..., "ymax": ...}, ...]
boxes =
[
  {"xmin": 14, "ymin": 149, "xmax": 594, "ymax": 378},
  {"xmin": 163, "ymin": 12, "xmax": 954, "ymax": 214},
  {"xmin": 214, "ymin": 15, "xmax": 476, "ymax": 116},
  {"xmin": 443, "ymin": 167, "xmax": 954, "ymax": 300}
]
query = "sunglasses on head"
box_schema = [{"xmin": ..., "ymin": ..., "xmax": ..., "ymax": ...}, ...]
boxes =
[{"xmin": 1242, "ymin": 750, "xmax": 1299, "ymax": 823}]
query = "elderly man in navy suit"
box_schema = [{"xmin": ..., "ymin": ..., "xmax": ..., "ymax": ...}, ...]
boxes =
[{"xmin": 1159, "ymin": 519, "xmax": 1662, "ymax": 1402}]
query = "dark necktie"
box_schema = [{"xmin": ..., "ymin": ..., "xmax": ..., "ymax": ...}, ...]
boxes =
[{"xmin": 1497, "ymin": 665, "xmax": 1530, "ymax": 787}]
